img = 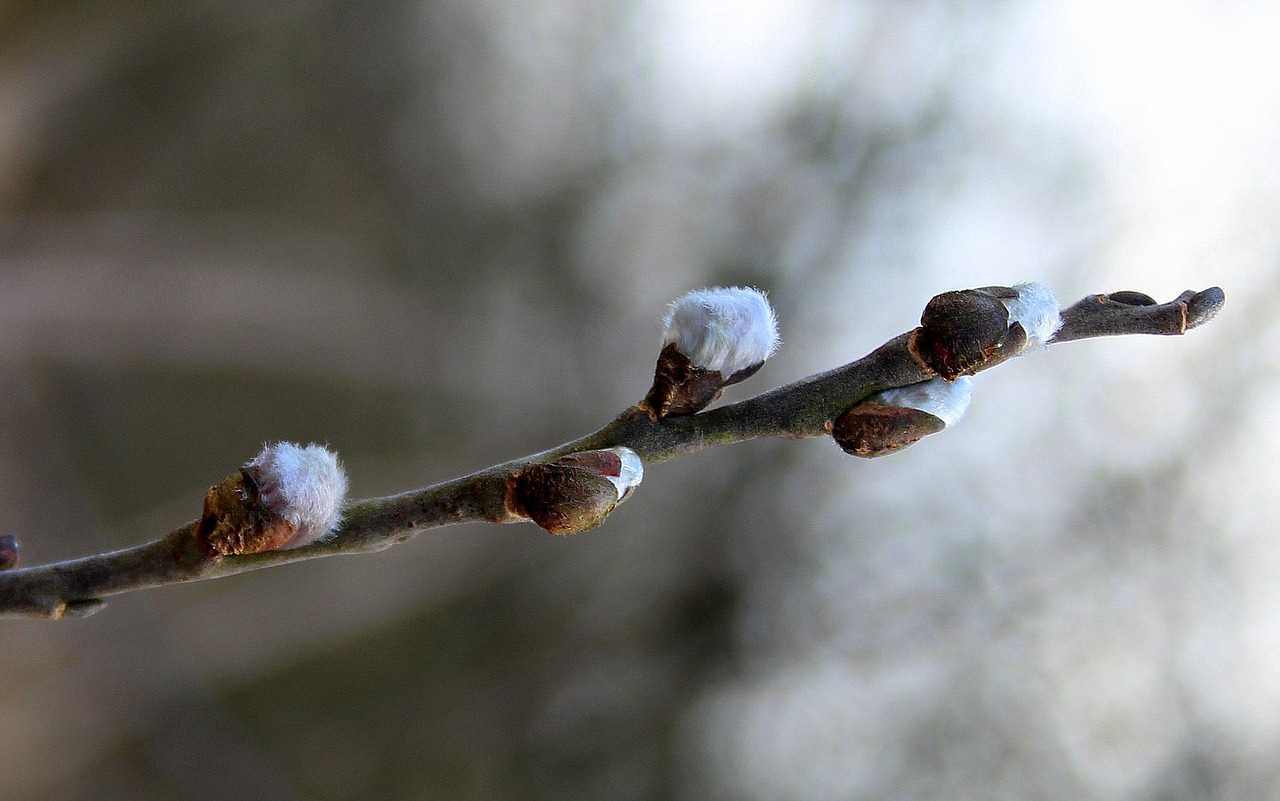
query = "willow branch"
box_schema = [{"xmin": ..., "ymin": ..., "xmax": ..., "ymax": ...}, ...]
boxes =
[{"xmin": 0, "ymin": 286, "xmax": 1224, "ymax": 619}]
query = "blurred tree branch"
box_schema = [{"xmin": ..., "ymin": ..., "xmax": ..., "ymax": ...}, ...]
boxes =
[{"xmin": 0, "ymin": 285, "xmax": 1223, "ymax": 619}]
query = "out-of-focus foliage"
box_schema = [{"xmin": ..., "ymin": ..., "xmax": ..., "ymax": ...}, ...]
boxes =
[{"xmin": 0, "ymin": 1, "xmax": 1274, "ymax": 799}]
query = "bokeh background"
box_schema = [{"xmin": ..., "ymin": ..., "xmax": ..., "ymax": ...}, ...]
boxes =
[{"xmin": 0, "ymin": 1, "xmax": 1274, "ymax": 798}]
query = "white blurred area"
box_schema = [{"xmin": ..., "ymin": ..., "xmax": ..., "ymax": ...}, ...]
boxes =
[
  {"xmin": 0, "ymin": 0, "xmax": 1276, "ymax": 799},
  {"xmin": 667, "ymin": 2, "xmax": 1279, "ymax": 799}
]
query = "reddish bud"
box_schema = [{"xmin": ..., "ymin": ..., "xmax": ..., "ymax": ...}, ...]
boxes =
[
  {"xmin": 507, "ymin": 447, "xmax": 643, "ymax": 535},
  {"xmin": 832, "ymin": 376, "xmax": 973, "ymax": 457},
  {"xmin": 832, "ymin": 403, "xmax": 947, "ymax": 457},
  {"xmin": 643, "ymin": 343, "xmax": 727, "ymax": 418}
]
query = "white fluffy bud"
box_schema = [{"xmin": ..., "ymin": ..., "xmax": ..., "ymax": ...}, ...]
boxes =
[
  {"xmin": 873, "ymin": 376, "xmax": 974, "ymax": 427},
  {"xmin": 247, "ymin": 442, "xmax": 348, "ymax": 548},
  {"xmin": 605, "ymin": 446, "xmax": 644, "ymax": 502},
  {"xmin": 1002, "ymin": 282, "xmax": 1061, "ymax": 350},
  {"xmin": 662, "ymin": 287, "xmax": 780, "ymax": 376}
]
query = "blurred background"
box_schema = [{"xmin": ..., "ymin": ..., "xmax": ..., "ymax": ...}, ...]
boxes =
[{"xmin": 0, "ymin": 0, "xmax": 1274, "ymax": 798}]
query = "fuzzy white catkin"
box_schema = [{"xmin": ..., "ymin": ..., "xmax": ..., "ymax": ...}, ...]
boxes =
[
  {"xmin": 1003, "ymin": 282, "xmax": 1062, "ymax": 350},
  {"xmin": 606, "ymin": 447, "xmax": 644, "ymax": 501},
  {"xmin": 874, "ymin": 376, "xmax": 975, "ymax": 427},
  {"xmin": 662, "ymin": 287, "xmax": 780, "ymax": 375},
  {"xmin": 247, "ymin": 442, "xmax": 349, "ymax": 548}
]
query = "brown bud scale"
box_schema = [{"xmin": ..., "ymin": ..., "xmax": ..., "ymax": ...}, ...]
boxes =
[
  {"xmin": 508, "ymin": 458, "xmax": 622, "ymax": 535},
  {"xmin": 721, "ymin": 360, "xmax": 764, "ymax": 388},
  {"xmin": 197, "ymin": 470, "xmax": 298, "ymax": 556},
  {"xmin": 642, "ymin": 342, "xmax": 727, "ymax": 418},
  {"xmin": 555, "ymin": 449, "xmax": 623, "ymax": 477},
  {"xmin": 1106, "ymin": 291, "xmax": 1159, "ymax": 307},
  {"xmin": 913, "ymin": 288, "xmax": 1013, "ymax": 379},
  {"xmin": 832, "ymin": 402, "xmax": 947, "ymax": 457}
]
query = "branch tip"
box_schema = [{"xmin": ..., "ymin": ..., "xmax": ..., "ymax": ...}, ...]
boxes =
[
  {"xmin": 1186, "ymin": 286, "xmax": 1225, "ymax": 329},
  {"xmin": 1051, "ymin": 286, "xmax": 1225, "ymax": 343}
]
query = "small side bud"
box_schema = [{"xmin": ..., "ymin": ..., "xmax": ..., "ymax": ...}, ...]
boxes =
[
  {"xmin": 198, "ymin": 442, "xmax": 348, "ymax": 556},
  {"xmin": 1105, "ymin": 291, "xmax": 1158, "ymax": 306},
  {"xmin": 832, "ymin": 376, "xmax": 974, "ymax": 457},
  {"xmin": 507, "ymin": 447, "xmax": 643, "ymax": 535},
  {"xmin": 643, "ymin": 287, "xmax": 780, "ymax": 418},
  {"xmin": 0, "ymin": 534, "xmax": 18, "ymax": 570}
]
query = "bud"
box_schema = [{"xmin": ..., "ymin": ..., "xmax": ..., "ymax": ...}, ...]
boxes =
[
  {"xmin": 507, "ymin": 447, "xmax": 644, "ymax": 535},
  {"xmin": 910, "ymin": 282, "xmax": 1061, "ymax": 379},
  {"xmin": 198, "ymin": 442, "xmax": 348, "ymax": 556},
  {"xmin": 911, "ymin": 288, "xmax": 1012, "ymax": 380},
  {"xmin": 1106, "ymin": 290, "xmax": 1158, "ymax": 306},
  {"xmin": 643, "ymin": 287, "xmax": 780, "ymax": 417},
  {"xmin": 832, "ymin": 376, "xmax": 974, "ymax": 457},
  {"xmin": 0, "ymin": 534, "xmax": 18, "ymax": 571}
]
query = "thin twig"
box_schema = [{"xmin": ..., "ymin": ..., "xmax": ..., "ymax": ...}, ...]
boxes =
[{"xmin": 0, "ymin": 286, "xmax": 1225, "ymax": 619}]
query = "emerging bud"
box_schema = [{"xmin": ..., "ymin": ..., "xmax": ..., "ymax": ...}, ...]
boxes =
[
  {"xmin": 507, "ymin": 447, "xmax": 644, "ymax": 535},
  {"xmin": 1000, "ymin": 281, "xmax": 1061, "ymax": 351},
  {"xmin": 603, "ymin": 446, "xmax": 645, "ymax": 502},
  {"xmin": 911, "ymin": 288, "xmax": 1013, "ymax": 380},
  {"xmin": 875, "ymin": 375, "xmax": 975, "ymax": 426},
  {"xmin": 643, "ymin": 287, "xmax": 780, "ymax": 417},
  {"xmin": 198, "ymin": 442, "xmax": 348, "ymax": 556},
  {"xmin": 662, "ymin": 286, "xmax": 780, "ymax": 376},
  {"xmin": 0, "ymin": 534, "xmax": 18, "ymax": 571},
  {"xmin": 247, "ymin": 443, "xmax": 349, "ymax": 546},
  {"xmin": 909, "ymin": 282, "xmax": 1061, "ymax": 379},
  {"xmin": 832, "ymin": 376, "xmax": 974, "ymax": 457}
]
